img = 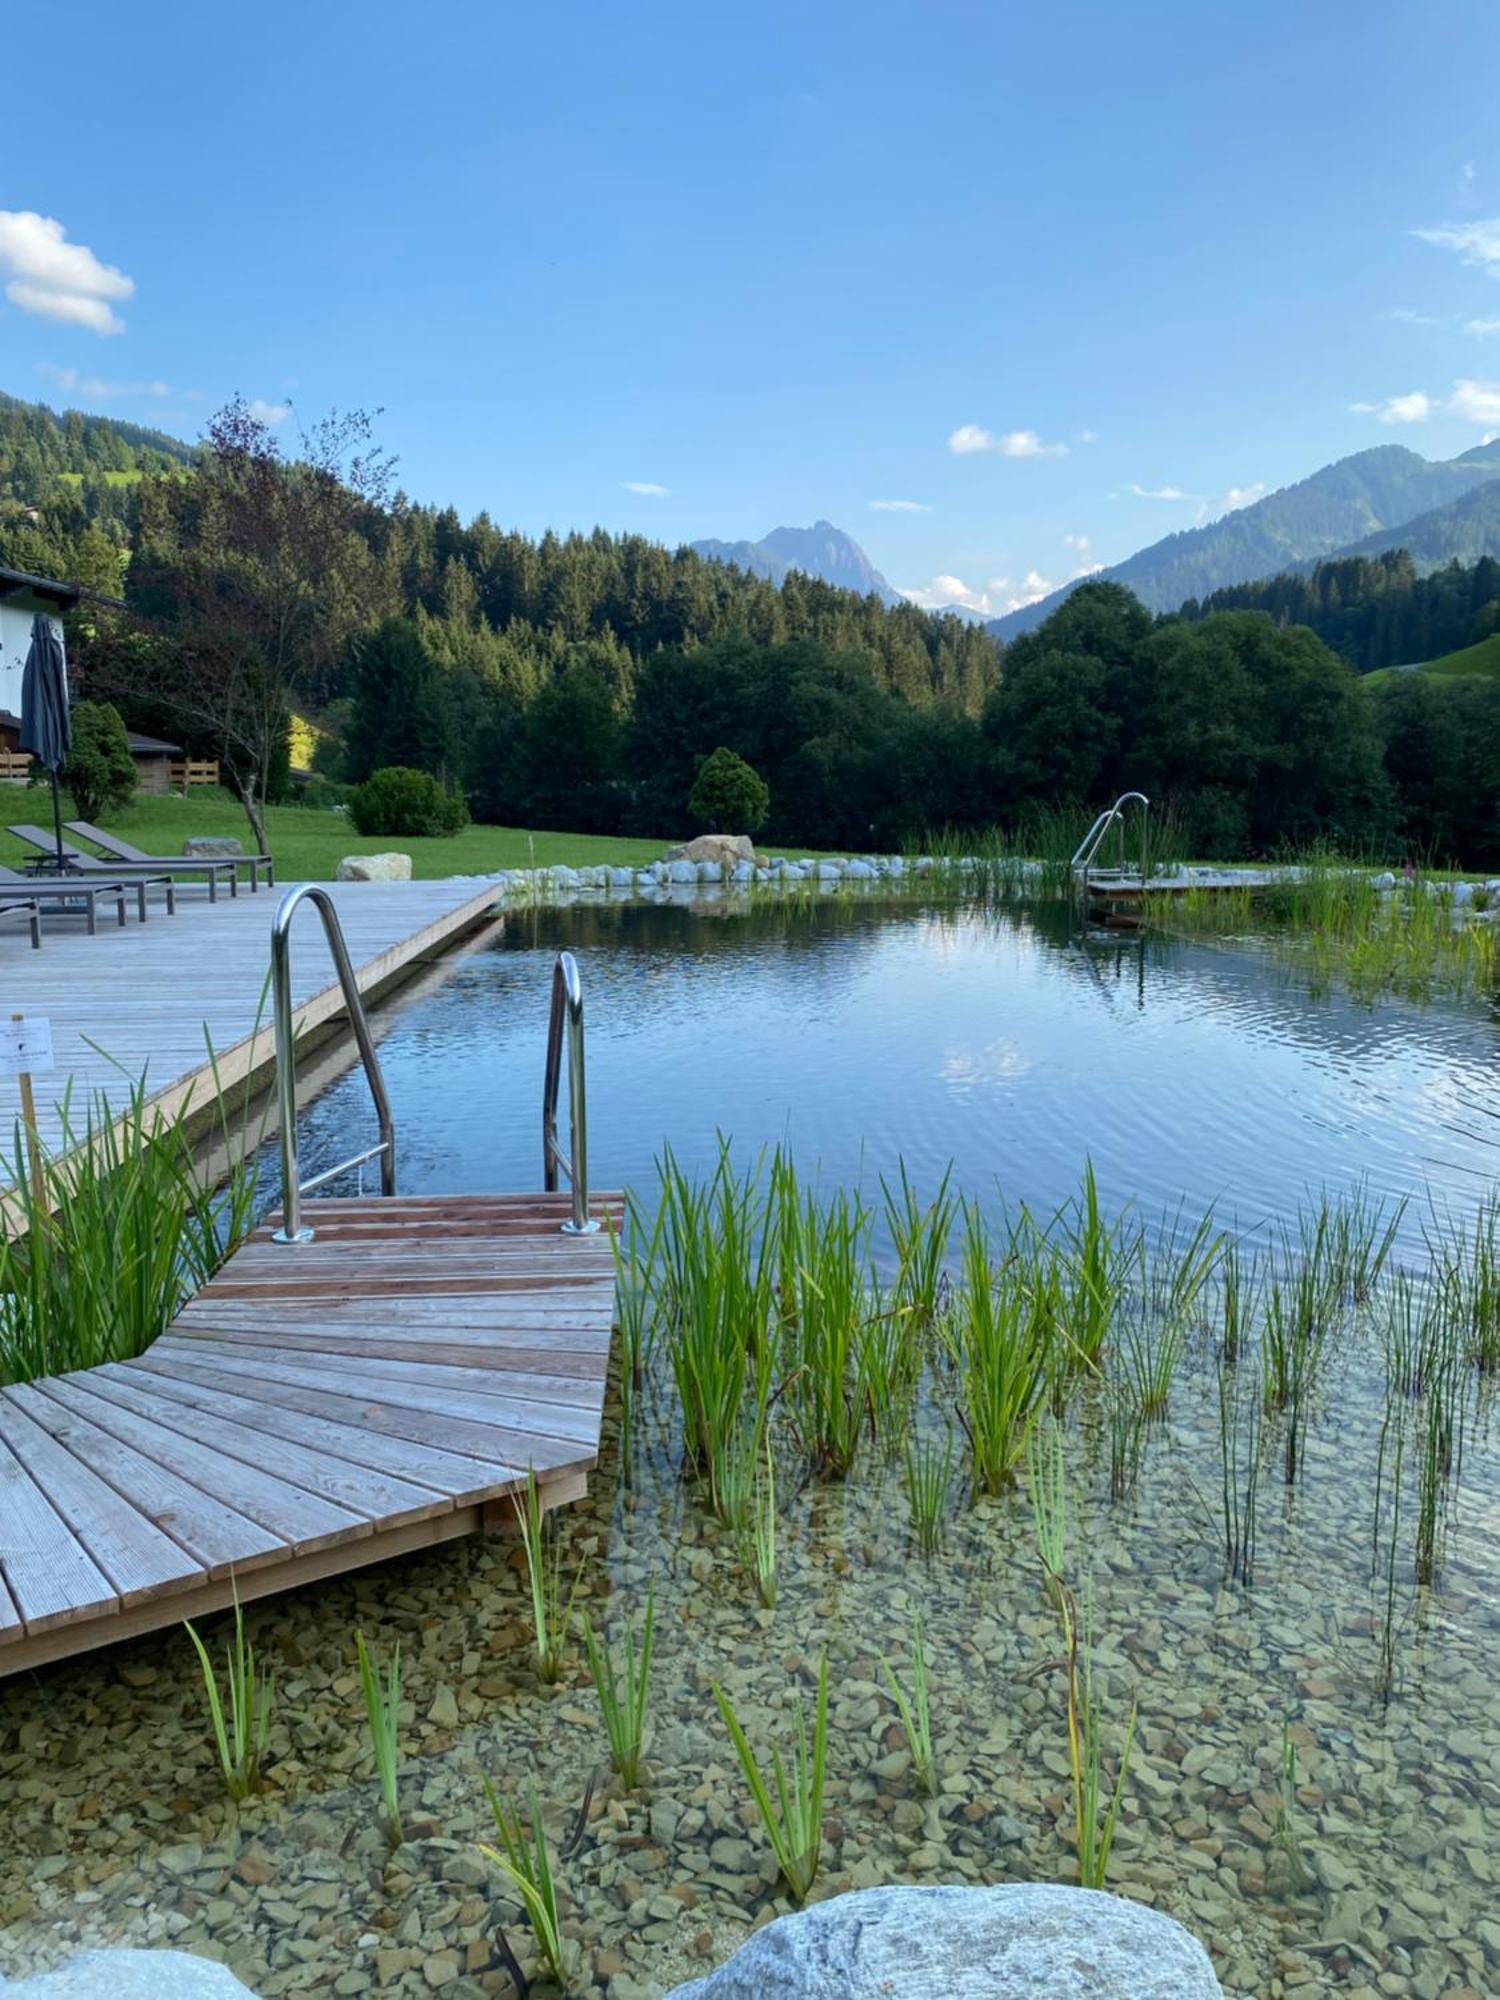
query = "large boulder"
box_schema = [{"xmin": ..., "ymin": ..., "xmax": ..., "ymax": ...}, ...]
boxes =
[
  {"xmin": 663, "ymin": 834, "xmax": 760, "ymax": 869},
  {"xmin": 183, "ymin": 837, "xmax": 245, "ymax": 859},
  {"xmin": 0, "ymin": 1950, "xmax": 258, "ymax": 1996},
  {"xmin": 335, "ymin": 851, "xmax": 412, "ymax": 882},
  {"xmin": 665, "ymin": 1884, "xmax": 1222, "ymax": 2000}
]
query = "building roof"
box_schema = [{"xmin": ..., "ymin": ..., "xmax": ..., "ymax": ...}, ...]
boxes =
[
  {"xmin": 0, "ymin": 565, "xmax": 127, "ymax": 612},
  {"xmin": 0, "ymin": 710, "xmax": 182, "ymax": 756}
]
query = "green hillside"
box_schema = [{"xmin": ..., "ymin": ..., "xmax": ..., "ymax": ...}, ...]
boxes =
[{"xmin": 1365, "ymin": 632, "xmax": 1500, "ymax": 687}]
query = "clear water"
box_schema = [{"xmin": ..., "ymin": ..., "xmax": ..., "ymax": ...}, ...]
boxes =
[
  {"xmin": 3, "ymin": 892, "xmax": 1499, "ymax": 2000},
  {"xmin": 303, "ymin": 895, "xmax": 1500, "ymax": 1251}
]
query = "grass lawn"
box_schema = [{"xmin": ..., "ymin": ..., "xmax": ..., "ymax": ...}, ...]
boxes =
[
  {"xmin": 1364, "ymin": 633, "xmax": 1500, "ymax": 689},
  {"xmin": 0, "ymin": 787, "xmax": 724, "ymax": 882}
]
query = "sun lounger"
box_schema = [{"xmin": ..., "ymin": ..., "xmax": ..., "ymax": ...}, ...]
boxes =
[
  {"xmin": 0, "ymin": 864, "xmax": 132, "ymax": 933},
  {"xmin": 6, "ymin": 829, "xmax": 179, "ymax": 915},
  {"xmin": 66, "ymin": 819, "xmax": 272, "ymax": 893},
  {"xmin": 0, "ymin": 897, "xmax": 43, "ymax": 949}
]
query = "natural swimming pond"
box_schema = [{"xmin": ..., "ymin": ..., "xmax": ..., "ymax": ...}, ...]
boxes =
[{"xmin": 2, "ymin": 890, "xmax": 1498, "ymax": 2000}]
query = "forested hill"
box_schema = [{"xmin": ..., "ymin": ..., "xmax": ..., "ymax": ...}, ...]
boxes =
[
  {"xmin": 0, "ymin": 389, "xmax": 1000, "ymax": 712},
  {"xmin": 1178, "ymin": 548, "xmax": 1500, "ymax": 671},
  {"xmin": 989, "ymin": 443, "xmax": 1500, "ymax": 641}
]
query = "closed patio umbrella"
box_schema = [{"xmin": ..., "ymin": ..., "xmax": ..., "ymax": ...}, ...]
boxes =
[{"xmin": 19, "ymin": 612, "xmax": 71, "ymax": 868}]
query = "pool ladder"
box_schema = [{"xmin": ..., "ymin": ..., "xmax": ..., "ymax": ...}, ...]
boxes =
[
  {"xmin": 1071, "ymin": 791, "xmax": 1151, "ymax": 897},
  {"xmin": 267, "ymin": 885, "xmax": 594, "ymax": 1242}
]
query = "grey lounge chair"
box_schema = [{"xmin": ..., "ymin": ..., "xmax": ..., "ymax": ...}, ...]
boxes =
[
  {"xmin": 67, "ymin": 819, "xmax": 272, "ymax": 893},
  {"xmin": 7, "ymin": 828, "xmax": 178, "ymax": 916},
  {"xmin": 0, "ymin": 897, "xmax": 43, "ymax": 949},
  {"xmin": 0, "ymin": 864, "xmax": 132, "ymax": 933}
]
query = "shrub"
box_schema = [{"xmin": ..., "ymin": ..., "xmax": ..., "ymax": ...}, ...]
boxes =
[
  {"xmin": 62, "ymin": 701, "xmax": 136, "ymax": 821},
  {"xmin": 348, "ymin": 765, "xmax": 469, "ymax": 838},
  {"xmin": 688, "ymin": 746, "xmax": 770, "ymax": 834}
]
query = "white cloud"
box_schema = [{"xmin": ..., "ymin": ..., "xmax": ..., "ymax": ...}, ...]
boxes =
[
  {"xmin": 38, "ymin": 361, "xmax": 174, "ymax": 401},
  {"xmin": 247, "ymin": 398, "xmax": 291, "ymax": 425},
  {"xmin": 621, "ymin": 480, "xmax": 669, "ymax": 496},
  {"xmin": 1412, "ymin": 217, "xmax": 1500, "ymax": 280},
  {"xmin": 0, "ymin": 211, "xmax": 134, "ymax": 335},
  {"xmin": 1466, "ymin": 318, "xmax": 1500, "ymax": 338},
  {"xmin": 1221, "ymin": 483, "xmax": 1267, "ymax": 513},
  {"xmin": 1349, "ymin": 390, "xmax": 1433, "ymax": 423},
  {"xmin": 1450, "ymin": 379, "xmax": 1500, "ymax": 427},
  {"xmin": 1386, "ymin": 307, "xmax": 1441, "ymax": 327},
  {"xmin": 1063, "ymin": 532, "xmax": 1091, "ymax": 553},
  {"xmin": 900, "ymin": 569, "xmax": 1063, "ymax": 617},
  {"xmin": 1126, "ymin": 482, "xmax": 1197, "ymax": 501},
  {"xmin": 1075, "ymin": 428, "xmax": 1099, "ymax": 444},
  {"xmin": 948, "ymin": 423, "xmax": 1067, "ymax": 459},
  {"xmin": 867, "ymin": 498, "xmax": 932, "ymax": 513}
]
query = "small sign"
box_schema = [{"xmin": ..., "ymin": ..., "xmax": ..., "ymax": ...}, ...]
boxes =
[{"xmin": 0, "ymin": 1017, "xmax": 54, "ymax": 1077}]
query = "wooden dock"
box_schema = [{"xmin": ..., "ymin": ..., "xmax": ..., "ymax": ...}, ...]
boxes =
[
  {"xmin": 1084, "ymin": 868, "xmax": 1283, "ymax": 927},
  {"xmin": 0, "ymin": 1191, "xmax": 619, "ymax": 1675},
  {"xmin": 0, "ymin": 875, "xmax": 504, "ymax": 1194}
]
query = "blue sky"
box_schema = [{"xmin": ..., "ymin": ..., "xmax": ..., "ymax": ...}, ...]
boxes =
[{"xmin": 4, "ymin": 0, "xmax": 1500, "ymax": 615}]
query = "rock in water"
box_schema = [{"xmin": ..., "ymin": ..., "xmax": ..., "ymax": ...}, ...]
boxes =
[
  {"xmin": 664, "ymin": 1884, "xmax": 1222, "ymax": 1999},
  {"xmin": 0, "ymin": 1950, "xmax": 259, "ymax": 1995},
  {"xmin": 335, "ymin": 851, "xmax": 412, "ymax": 882}
]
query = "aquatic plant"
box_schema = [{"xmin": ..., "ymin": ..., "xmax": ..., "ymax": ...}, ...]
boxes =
[
  {"xmin": 1114, "ymin": 1309, "xmax": 1185, "ymax": 1423},
  {"xmin": 713, "ymin": 1654, "xmax": 830, "ymax": 1905},
  {"xmin": 1270, "ymin": 1718, "xmax": 1312, "ymax": 1896},
  {"xmin": 782, "ymin": 1185, "xmax": 879, "ymax": 1477},
  {"xmin": 582, "ymin": 1581, "xmax": 655, "ymax": 1790},
  {"xmin": 1217, "ymin": 1353, "xmax": 1260, "ymax": 1588},
  {"xmin": 904, "ymin": 1426, "xmax": 955, "ymax": 1554},
  {"xmin": 1026, "ymin": 1419, "xmax": 1068, "ymax": 1611},
  {"xmin": 883, "ymin": 1162, "xmax": 956, "ymax": 1329},
  {"xmin": 514, "ymin": 1467, "xmax": 584, "ymax": 1683},
  {"xmin": 1058, "ymin": 1587, "xmax": 1137, "ymax": 1891},
  {"xmin": 355, "ymin": 1630, "xmax": 403, "ymax": 1846},
  {"xmin": 0, "ymin": 1065, "xmax": 260, "ymax": 1385},
  {"xmin": 1059, "ymin": 1161, "xmax": 1135, "ymax": 1370},
  {"xmin": 184, "ymin": 1590, "xmax": 274, "ymax": 1803},
  {"xmin": 878, "ymin": 1614, "xmax": 938, "ymax": 1796},
  {"xmin": 479, "ymin": 1779, "xmax": 569, "ymax": 1986},
  {"xmin": 952, "ymin": 1206, "xmax": 1056, "ymax": 1493},
  {"xmin": 741, "ymin": 1441, "xmax": 778, "ymax": 1608},
  {"xmin": 1429, "ymin": 1194, "xmax": 1500, "ymax": 1371},
  {"xmin": 1372, "ymin": 1402, "xmax": 1405, "ymax": 1703}
]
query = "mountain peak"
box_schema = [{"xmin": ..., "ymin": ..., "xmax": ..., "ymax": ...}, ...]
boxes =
[{"xmin": 690, "ymin": 521, "xmax": 904, "ymax": 607}]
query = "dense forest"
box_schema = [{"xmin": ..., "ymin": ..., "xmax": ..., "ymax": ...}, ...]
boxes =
[
  {"xmin": 1179, "ymin": 550, "xmax": 1500, "ymax": 671},
  {"xmin": 8, "ymin": 391, "xmax": 1500, "ymax": 866}
]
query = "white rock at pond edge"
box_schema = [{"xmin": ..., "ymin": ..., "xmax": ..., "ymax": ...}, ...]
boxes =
[
  {"xmin": 0, "ymin": 1949, "xmax": 258, "ymax": 1996},
  {"xmin": 182, "ymin": 836, "xmax": 245, "ymax": 859},
  {"xmin": 664, "ymin": 1883, "xmax": 1223, "ymax": 1999}
]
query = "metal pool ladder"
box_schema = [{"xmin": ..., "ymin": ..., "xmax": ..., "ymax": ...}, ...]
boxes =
[
  {"xmin": 1071, "ymin": 791, "xmax": 1151, "ymax": 896},
  {"xmin": 269, "ymin": 884, "xmax": 396, "ymax": 1244},
  {"xmin": 543, "ymin": 949, "xmax": 598, "ymax": 1234},
  {"xmin": 268, "ymin": 888, "xmax": 595, "ymax": 1244}
]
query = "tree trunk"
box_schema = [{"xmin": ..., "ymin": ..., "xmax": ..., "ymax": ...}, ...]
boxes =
[{"xmin": 233, "ymin": 771, "xmax": 270, "ymax": 861}]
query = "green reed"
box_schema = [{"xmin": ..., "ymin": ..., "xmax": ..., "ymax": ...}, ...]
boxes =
[
  {"xmin": 582, "ymin": 1581, "xmax": 656, "ymax": 1789},
  {"xmin": 1217, "ymin": 1352, "xmax": 1260, "ymax": 1587},
  {"xmin": 0, "ymin": 1068, "xmax": 259, "ymax": 1385},
  {"xmin": 1058, "ymin": 1161, "xmax": 1135, "ymax": 1371},
  {"xmin": 904, "ymin": 1426, "xmax": 955, "ymax": 1554},
  {"xmin": 514, "ymin": 1468, "xmax": 583, "ymax": 1683},
  {"xmin": 783, "ymin": 1186, "xmax": 879, "ymax": 1477},
  {"xmin": 713, "ymin": 1654, "xmax": 830, "ymax": 1905},
  {"xmin": 1372, "ymin": 1402, "xmax": 1405, "ymax": 1703},
  {"xmin": 878, "ymin": 1613, "xmax": 938, "ymax": 1796},
  {"xmin": 1270, "ymin": 1718, "xmax": 1311, "ymax": 1896},
  {"xmin": 1114, "ymin": 1309, "xmax": 1185, "ymax": 1423},
  {"xmin": 479, "ymin": 1779, "xmax": 569, "ymax": 1986},
  {"xmin": 740, "ymin": 1441, "xmax": 778, "ymax": 1608},
  {"xmin": 1058, "ymin": 1585, "xmax": 1138, "ymax": 1891},
  {"xmin": 883, "ymin": 1162, "xmax": 956, "ymax": 1329},
  {"xmin": 355, "ymin": 1631, "xmax": 403, "ymax": 1846},
  {"xmin": 951, "ymin": 1206, "xmax": 1057, "ymax": 1493},
  {"xmin": 1429, "ymin": 1194, "xmax": 1500, "ymax": 1370},
  {"xmin": 1026, "ymin": 1419, "xmax": 1068, "ymax": 1611},
  {"xmin": 184, "ymin": 1590, "xmax": 274, "ymax": 1804}
]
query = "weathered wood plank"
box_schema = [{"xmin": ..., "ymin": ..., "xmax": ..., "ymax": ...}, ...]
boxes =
[
  {"xmin": 0, "ymin": 1390, "xmax": 204, "ymax": 1605},
  {"xmin": 0, "ymin": 1428, "xmax": 119, "ymax": 1632}
]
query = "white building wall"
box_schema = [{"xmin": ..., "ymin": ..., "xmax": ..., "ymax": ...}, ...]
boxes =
[{"xmin": 0, "ymin": 598, "xmax": 66, "ymax": 721}]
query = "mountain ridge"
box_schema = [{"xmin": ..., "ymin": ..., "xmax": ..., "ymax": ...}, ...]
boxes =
[{"xmin": 689, "ymin": 520, "xmax": 905, "ymax": 607}]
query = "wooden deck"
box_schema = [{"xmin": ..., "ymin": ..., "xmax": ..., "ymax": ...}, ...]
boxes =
[
  {"xmin": 0, "ymin": 1191, "xmax": 619, "ymax": 1675},
  {"xmin": 0, "ymin": 875, "xmax": 504, "ymax": 1200}
]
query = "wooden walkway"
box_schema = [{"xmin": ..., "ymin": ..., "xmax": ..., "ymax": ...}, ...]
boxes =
[
  {"xmin": 0, "ymin": 1191, "xmax": 619, "ymax": 1675},
  {"xmin": 0, "ymin": 875, "xmax": 504, "ymax": 1190}
]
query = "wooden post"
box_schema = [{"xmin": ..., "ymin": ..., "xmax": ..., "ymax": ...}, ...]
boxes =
[{"xmin": 12, "ymin": 1013, "xmax": 46, "ymax": 1214}]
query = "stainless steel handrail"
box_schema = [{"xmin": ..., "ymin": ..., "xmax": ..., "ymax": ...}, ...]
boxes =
[
  {"xmin": 542, "ymin": 950, "xmax": 597, "ymax": 1235},
  {"xmin": 269, "ymin": 884, "xmax": 396, "ymax": 1245},
  {"xmin": 1071, "ymin": 791, "xmax": 1151, "ymax": 889}
]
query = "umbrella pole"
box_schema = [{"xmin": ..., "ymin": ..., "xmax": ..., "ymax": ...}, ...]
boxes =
[{"xmin": 50, "ymin": 769, "xmax": 64, "ymax": 867}]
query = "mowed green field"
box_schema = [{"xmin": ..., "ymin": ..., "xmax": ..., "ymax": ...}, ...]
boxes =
[
  {"xmin": 1365, "ymin": 632, "xmax": 1500, "ymax": 689},
  {"xmin": 0, "ymin": 788, "xmax": 698, "ymax": 882}
]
